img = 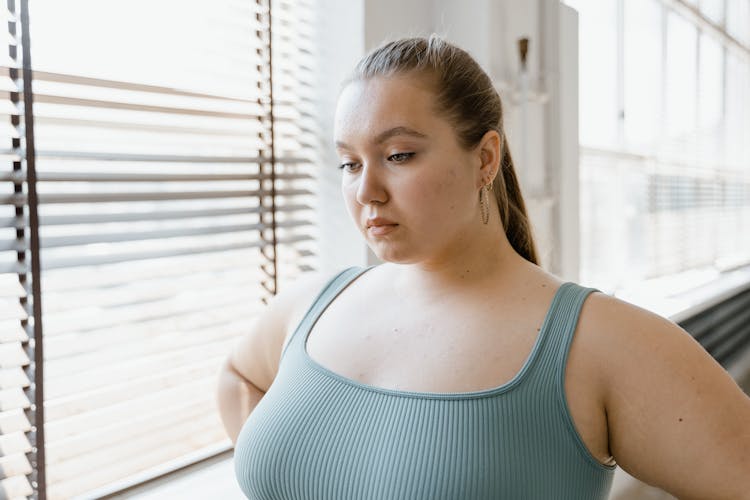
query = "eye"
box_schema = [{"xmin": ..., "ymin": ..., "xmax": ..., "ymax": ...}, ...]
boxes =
[
  {"xmin": 388, "ymin": 152, "xmax": 415, "ymax": 163},
  {"xmin": 338, "ymin": 162, "xmax": 361, "ymax": 172}
]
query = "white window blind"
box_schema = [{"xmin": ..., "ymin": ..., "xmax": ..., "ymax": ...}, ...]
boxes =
[
  {"xmin": 567, "ymin": 0, "xmax": 750, "ymax": 294},
  {"xmin": 0, "ymin": 1, "xmax": 42, "ymax": 498},
  {"xmin": 1, "ymin": 0, "xmax": 319, "ymax": 498}
]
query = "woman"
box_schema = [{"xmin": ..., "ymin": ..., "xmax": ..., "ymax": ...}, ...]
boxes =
[{"xmin": 218, "ymin": 35, "xmax": 750, "ymax": 499}]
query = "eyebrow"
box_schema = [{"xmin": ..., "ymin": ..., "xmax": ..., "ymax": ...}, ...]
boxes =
[{"xmin": 335, "ymin": 126, "xmax": 428, "ymax": 150}]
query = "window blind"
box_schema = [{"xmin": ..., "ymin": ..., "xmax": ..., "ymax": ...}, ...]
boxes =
[
  {"xmin": 0, "ymin": 0, "xmax": 43, "ymax": 498},
  {"xmin": 2, "ymin": 0, "xmax": 319, "ymax": 498}
]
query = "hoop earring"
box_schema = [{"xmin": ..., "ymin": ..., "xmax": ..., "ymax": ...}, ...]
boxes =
[{"xmin": 480, "ymin": 181, "xmax": 492, "ymax": 225}]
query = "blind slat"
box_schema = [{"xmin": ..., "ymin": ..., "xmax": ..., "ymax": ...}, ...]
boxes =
[
  {"xmin": 34, "ymin": 218, "xmax": 311, "ymax": 249},
  {"xmin": 33, "ymin": 203, "xmax": 311, "ymax": 226},
  {"xmin": 0, "ymin": 410, "xmax": 31, "ymax": 436},
  {"xmin": 0, "ymin": 324, "xmax": 28, "ymax": 343},
  {"xmin": 45, "ymin": 362, "xmax": 230, "ymax": 424},
  {"xmin": 0, "ymin": 301, "xmax": 28, "ymax": 323},
  {"xmin": 0, "ymin": 367, "xmax": 30, "ymax": 390},
  {"xmin": 29, "ymin": 69, "xmax": 265, "ymax": 103},
  {"xmin": 3, "ymin": 196, "xmax": 315, "ymax": 229},
  {"xmin": 1, "ymin": 187, "xmax": 314, "ymax": 205},
  {"xmin": 0, "ymin": 452, "xmax": 33, "ymax": 481},
  {"xmin": 0, "ymin": 474, "xmax": 33, "ymax": 499},
  {"xmin": 39, "ymin": 233, "xmax": 313, "ymax": 271},
  {"xmin": 0, "ymin": 387, "xmax": 31, "ymax": 412},
  {"xmin": 35, "ymin": 151, "xmax": 311, "ymax": 163},
  {"xmin": 45, "ymin": 335, "xmax": 238, "ymax": 400},
  {"xmin": 1, "ymin": 170, "xmax": 314, "ymax": 183},
  {"xmin": 28, "ymin": 93, "xmax": 267, "ymax": 120}
]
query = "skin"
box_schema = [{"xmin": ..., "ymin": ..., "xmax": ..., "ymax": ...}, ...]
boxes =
[
  {"xmin": 327, "ymin": 73, "xmax": 750, "ymax": 498},
  {"xmin": 334, "ymin": 74, "xmax": 519, "ymax": 294},
  {"xmin": 221, "ymin": 69, "xmax": 749, "ymax": 498}
]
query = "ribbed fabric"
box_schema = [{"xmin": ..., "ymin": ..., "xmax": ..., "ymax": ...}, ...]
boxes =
[{"xmin": 234, "ymin": 265, "xmax": 616, "ymax": 499}]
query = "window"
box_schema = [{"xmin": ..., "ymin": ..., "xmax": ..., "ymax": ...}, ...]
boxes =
[
  {"xmin": 727, "ymin": 0, "xmax": 750, "ymax": 45},
  {"xmin": 623, "ymin": 0, "xmax": 662, "ymax": 150},
  {"xmin": 567, "ymin": 0, "xmax": 750, "ymax": 294},
  {"xmin": 1, "ymin": 0, "xmax": 319, "ymax": 497}
]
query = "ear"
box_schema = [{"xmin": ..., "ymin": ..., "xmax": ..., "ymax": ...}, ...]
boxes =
[{"xmin": 475, "ymin": 130, "xmax": 501, "ymax": 189}]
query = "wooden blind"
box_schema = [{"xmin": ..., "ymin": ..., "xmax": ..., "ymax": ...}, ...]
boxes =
[{"xmin": 2, "ymin": 0, "xmax": 319, "ymax": 498}]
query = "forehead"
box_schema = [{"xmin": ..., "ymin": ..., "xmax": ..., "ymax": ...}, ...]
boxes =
[{"xmin": 334, "ymin": 75, "xmax": 446, "ymax": 143}]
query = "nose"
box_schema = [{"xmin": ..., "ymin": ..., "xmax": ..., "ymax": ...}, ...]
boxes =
[{"xmin": 355, "ymin": 162, "xmax": 388, "ymax": 206}]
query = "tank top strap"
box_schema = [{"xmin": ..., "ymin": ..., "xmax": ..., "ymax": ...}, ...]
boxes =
[
  {"xmin": 280, "ymin": 265, "xmax": 372, "ymax": 361},
  {"xmin": 524, "ymin": 281, "xmax": 601, "ymax": 394}
]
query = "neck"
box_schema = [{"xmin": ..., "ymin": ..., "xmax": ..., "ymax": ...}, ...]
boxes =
[{"xmin": 388, "ymin": 221, "xmax": 532, "ymax": 297}]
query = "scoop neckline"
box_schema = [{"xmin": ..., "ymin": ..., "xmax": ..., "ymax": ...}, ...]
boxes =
[{"xmin": 299, "ymin": 266, "xmax": 572, "ymax": 400}]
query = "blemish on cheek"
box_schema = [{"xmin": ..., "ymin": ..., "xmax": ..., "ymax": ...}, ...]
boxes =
[{"xmin": 678, "ymin": 418, "xmax": 683, "ymax": 422}]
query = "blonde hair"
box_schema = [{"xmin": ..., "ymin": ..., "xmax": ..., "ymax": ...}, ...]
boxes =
[{"xmin": 348, "ymin": 34, "xmax": 540, "ymax": 265}]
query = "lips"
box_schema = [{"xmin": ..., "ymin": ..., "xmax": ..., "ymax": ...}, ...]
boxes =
[
  {"xmin": 366, "ymin": 217, "xmax": 398, "ymax": 228},
  {"xmin": 366, "ymin": 217, "xmax": 398, "ymax": 236}
]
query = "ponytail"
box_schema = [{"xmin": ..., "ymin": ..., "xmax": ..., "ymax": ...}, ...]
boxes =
[{"xmin": 493, "ymin": 135, "xmax": 539, "ymax": 265}]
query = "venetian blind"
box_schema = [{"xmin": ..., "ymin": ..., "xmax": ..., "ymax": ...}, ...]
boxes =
[
  {"xmin": 2, "ymin": 0, "xmax": 319, "ymax": 498},
  {"xmin": 0, "ymin": 0, "xmax": 42, "ymax": 498}
]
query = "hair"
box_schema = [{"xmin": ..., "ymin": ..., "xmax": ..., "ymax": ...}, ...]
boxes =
[{"xmin": 347, "ymin": 34, "xmax": 540, "ymax": 266}]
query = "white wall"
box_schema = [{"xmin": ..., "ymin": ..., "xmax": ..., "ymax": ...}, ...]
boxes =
[
  {"xmin": 364, "ymin": 0, "xmax": 434, "ymax": 48},
  {"xmin": 313, "ymin": 0, "xmax": 369, "ymax": 271},
  {"xmin": 313, "ymin": 0, "xmax": 580, "ymax": 281}
]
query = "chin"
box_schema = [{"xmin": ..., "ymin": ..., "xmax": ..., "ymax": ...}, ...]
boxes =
[{"xmin": 368, "ymin": 244, "xmax": 420, "ymax": 264}]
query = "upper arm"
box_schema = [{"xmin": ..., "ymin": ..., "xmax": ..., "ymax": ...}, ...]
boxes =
[
  {"xmin": 225, "ymin": 270, "xmax": 335, "ymax": 392},
  {"xmin": 590, "ymin": 293, "xmax": 750, "ymax": 500}
]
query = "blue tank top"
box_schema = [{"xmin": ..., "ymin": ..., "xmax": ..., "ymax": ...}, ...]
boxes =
[{"xmin": 234, "ymin": 265, "xmax": 616, "ymax": 499}]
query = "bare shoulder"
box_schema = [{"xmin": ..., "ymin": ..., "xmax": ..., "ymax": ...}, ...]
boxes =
[
  {"xmin": 577, "ymin": 290, "xmax": 750, "ymax": 498},
  {"xmin": 574, "ymin": 289, "xmax": 733, "ymax": 393},
  {"xmin": 277, "ymin": 269, "xmax": 343, "ymax": 356},
  {"xmin": 226, "ymin": 268, "xmax": 343, "ymax": 392}
]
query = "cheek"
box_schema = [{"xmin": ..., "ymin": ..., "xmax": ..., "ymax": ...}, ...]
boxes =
[
  {"xmin": 409, "ymin": 179, "xmax": 454, "ymax": 222},
  {"xmin": 341, "ymin": 182, "xmax": 360, "ymax": 214},
  {"xmin": 424, "ymin": 168, "xmax": 461, "ymax": 202},
  {"xmin": 419, "ymin": 167, "xmax": 472, "ymax": 219}
]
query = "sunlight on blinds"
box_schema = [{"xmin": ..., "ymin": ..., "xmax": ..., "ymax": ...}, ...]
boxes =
[
  {"xmin": 7, "ymin": 0, "xmax": 321, "ymax": 497},
  {"xmin": 0, "ymin": 1, "xmax": 39, "ymax": 498}
]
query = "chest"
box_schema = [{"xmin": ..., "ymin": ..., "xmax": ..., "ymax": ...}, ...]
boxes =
[
  {"xmin": 305, "ymin": 298, "xmax": 544, "ymax": 393},
  {"xmin": 297, "ymin": 287, "xmax": 613, "ymax": 467},
  {"xmin": 236, "ymin": 283, "xmax": 616, "ymax": 500}
]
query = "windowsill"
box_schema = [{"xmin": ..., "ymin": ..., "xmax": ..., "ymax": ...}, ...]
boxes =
[
  {"xmin": 610, "ymin": 263, "xmax": 750, "ymax": 324},
  {"xmin": 611, "ymin": 263, "xmax": 750, "ymax": 380},
  {"xmin": 99, "ymin": 446, "xmax": 243, "ymax": 499}
]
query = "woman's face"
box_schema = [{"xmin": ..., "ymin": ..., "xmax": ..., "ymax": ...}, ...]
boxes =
[{"xmin": 333, "ymin": 75, "xmax": 484, "ymax": 264}]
